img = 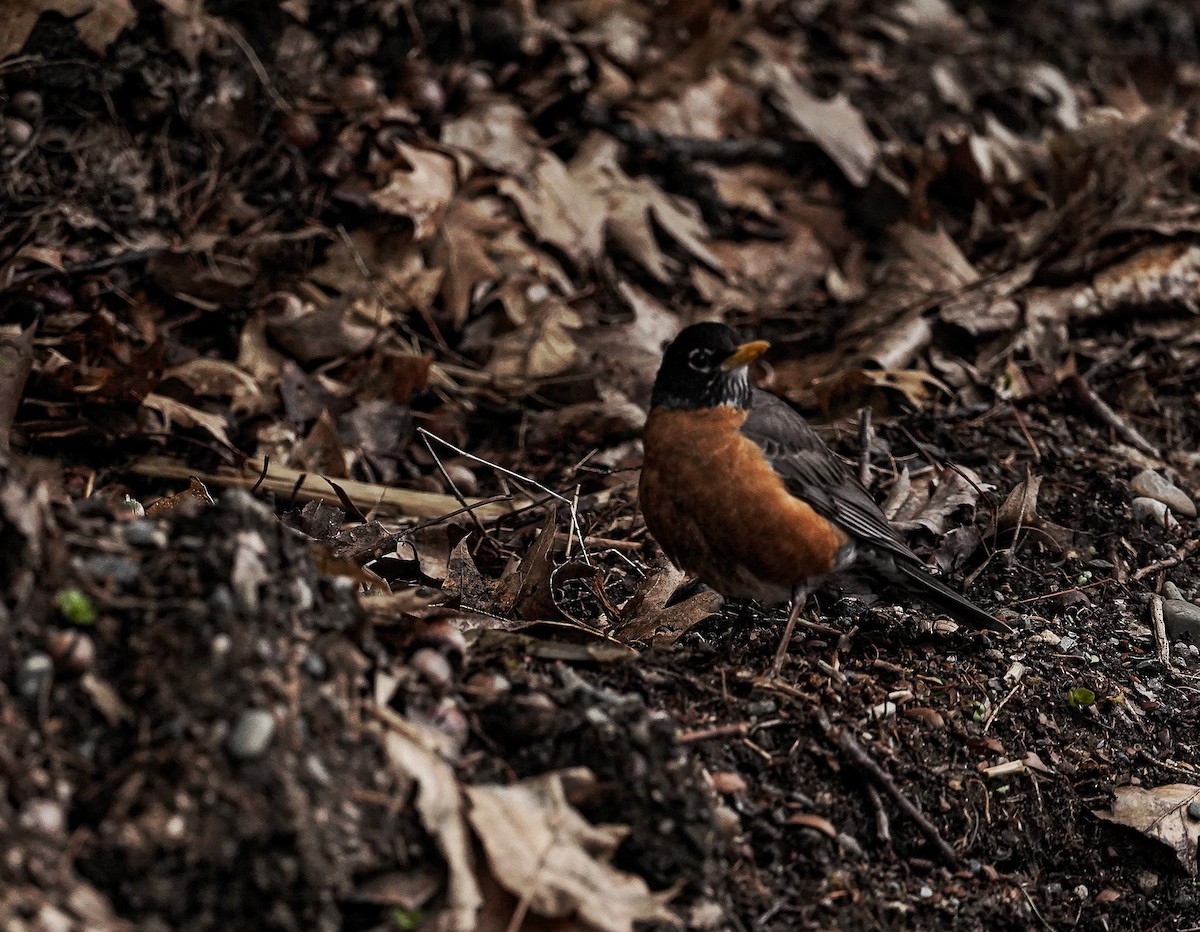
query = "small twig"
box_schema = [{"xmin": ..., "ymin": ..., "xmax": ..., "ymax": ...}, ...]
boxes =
[
  {"xmin": 857, "ymin": 406, "xmax": 873, "ymax": 489},
  {"xmin": 215, "ymin": 20, "xmax": 290, "ymax": 112},
  {"xmin": 1008, "ymin": 404, "xmax": 1042, "ymax": 463},
  {"xmin": 417, "ymin": 427, "xmax": 592, "ymax": 566},
  {"xmin": 817, "ymin": 709, "xmax": 960, "ymax": 867},
  {"xmin": 1015, "ymin": 579, "xmax": 1111, "ymax": 603},
  {"xmin": 1149, "ymin": 594, "xmax": 1171, "ymax": 665},
  {"xmin": 420, "ymin": 432, "xmax": 488, "ymax": 538},
  {"xmin": 249, "ymin": 456, "xmax": 270, "ymax": 494},
  {"xmin": 865, "ymin": 783, "xmax": 892, "ymax": 845},
  {"xmin": 982, "ymin": 682, "xmax": 1022, "ymax": 733},
  {"xmin": 1132, "ymin": 538, "xmax": 1200, "ymax": 581},
  {"xmin": 1063, "ymin": 374, "xmax": 1162, "ymax": 459},
  {"xmin": 677, "ymin": 723, "xmax": 749, "ymax": 744}
]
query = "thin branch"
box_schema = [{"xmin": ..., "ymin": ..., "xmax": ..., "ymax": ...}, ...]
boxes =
[
  {"xmin": 417, "ymin": 427, "xmax": 592, "ymax": 566},
  {"xmin": 817, "ymin": 709, "xmax": 960, "ymax": 867}
]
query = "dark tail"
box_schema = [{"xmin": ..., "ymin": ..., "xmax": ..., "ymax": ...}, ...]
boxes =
[{"xmin": 894, "ymin": 562, "xmax": 1010, "ymax": 633}]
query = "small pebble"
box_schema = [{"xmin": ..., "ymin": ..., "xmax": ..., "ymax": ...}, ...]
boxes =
[
  {"xmin": 409, "ymin": 648, "xmax": 454, "ymax": 691},
  {"xmin": 919, "ymin": 885, "xmax": 934, "ymax": 900},
  {"xmin": 227, "ymin": 709, "xmax": 276, "ymax": 759},
  {"xmin": 17, "ymin": 653, "xmax": 54, "ymax": 697},
  {"xmin": 1059, "ymin": 635, "xmax": 1077, "ymax": 651},
  {"xmin": 688, "ymin": 899, "xmax": 725, "ymax": 930},
  {"xmin": 1163, "ymin": 582, "xmax": 1184, "ymax": 600},
  {"xmin": 1073, "ymin": 885, "xmax": 1089, "ymax": 899},
  {"xmin": 19, "ymin": 799, "xmax": 65, "ymax": 835},
  {"xmin": 1131, "ymin": 469, "xmax": 1197, "ymax": 518},
  {"xmin": 1132, "ymin": 497, "xmax": 1179, "ymax": 529},
  {"xmin": 11, "ymin": 90, "xmax": 43, "ymax": 122},
  {"xmin": 120, "ymin": 520, "xmax": 167, "ymax": 548},
  {"xmin": 1163, "ymin": 600, "xmax": 1200, "ymax": 645},
  {"xmin": 1187, "ymin": 801, "xmax": 1200, "ymax": 820},
  {"xmin": 713, "ymin": 803, "xmax": 741, "ymax": 840},
  {"xmin": 78, "ymin": 554, "xmax": 140, "ymax": 585}
]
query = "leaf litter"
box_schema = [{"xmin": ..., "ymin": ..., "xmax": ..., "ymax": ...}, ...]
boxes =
[{"xmin": 1, "ymin": 1, "xmax": 1200, "ymax": 930}]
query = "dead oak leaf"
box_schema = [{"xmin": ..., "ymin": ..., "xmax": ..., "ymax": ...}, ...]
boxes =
[
  {"xmin": 486, "ymin": 294, "xmax": 583, "ymax": 382},
  {"xmin": 762, "ymin": 63, "xmax": 879, "ymax": 187},
  {"xmin": 1, "ymin": 0, "xmax": 136, "ymax": 59},
  {"xmin": 465, "ymin": 769, "xmax": 679, "ymax": 932},
  {"xmin": 1094, "ymin": 784, "xmax": 1200, "ymax": 876},
  {"xmin": 141, "ymin": 393, "xmax": 232, "ymax": 448},
  {"xmin": 499, "ymin": 151, "xmax": 607, "ymax": 265},
  {"xmin": 571, "ymin": 134, "xmax": 723, "ymax": 282},
  {"xmin": 442, "ymin": 98, "xmax": 540, "ymax": 175},
  {"xmin": 370, "ymin": 144, "xmax": 458, "ymax": 240}
]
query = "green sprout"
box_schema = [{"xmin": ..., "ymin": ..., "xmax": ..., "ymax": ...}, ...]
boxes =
[
  {"xmin": 390, "ymin": 909, "xmax": 422, "ymax": 931},
  {"xmin": 1068, "ymin": 687, "xmax": 1096, "ymax": 709},
  {"xmin": 55, "ymin": 588, "xmax": 97, "ymax": 625}
]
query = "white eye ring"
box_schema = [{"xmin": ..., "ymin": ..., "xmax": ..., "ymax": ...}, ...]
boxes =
[{"xmin": 687, "ymin": 348, "xmax": 709, "ymax": 371}]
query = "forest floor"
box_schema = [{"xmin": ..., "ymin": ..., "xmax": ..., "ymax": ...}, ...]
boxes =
[{"xmin": 2, "ymin": 1, "xmax": 1200, "ymax": 931}]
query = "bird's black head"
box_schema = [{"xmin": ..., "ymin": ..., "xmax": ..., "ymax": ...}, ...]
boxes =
[{"xmin": 650, "ymin": 322, "xmax": 770, "ymax": 411}]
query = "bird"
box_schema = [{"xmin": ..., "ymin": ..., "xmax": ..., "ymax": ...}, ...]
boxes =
[{"xmin": 638, "ymin": 322, "xmax": 1006, "ymax": 676}]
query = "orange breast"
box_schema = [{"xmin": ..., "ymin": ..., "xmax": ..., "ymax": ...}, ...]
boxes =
[{"xmin": 639, "ymin": 407, "xmax": 851, "ymax": 602}]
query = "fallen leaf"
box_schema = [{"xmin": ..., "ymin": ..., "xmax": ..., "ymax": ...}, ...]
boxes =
[
  {"xmin": 370, "ymin": 144, "xmax": 459, "ymax": 240},
  {"xmin": 763, "ymin": 63, "xmax": 879, "ymax": 187},
  {"xmin": 466, "ymin": 769, "xmax": 678, "ymax": 932},
  {"xmin": 1094, "ymin": 784, "xmax": 1200, "ymax": 875},
  {"xmin": 141, "ymin": 393, "xmax": 232, "ymax": 447},
  {"xmin": 486, "ymin": 296, "xmax": 583, "ymax": 383},
  {"xmin": 1, "ymin": 0, "xmax": 136, "ymax": 59},
  {"xmin": 615, "ymin": 563, "xmax": 722, "ymax": 645},
  {"xmin": 571, "ymin": 134, "xmax": 723, "ymax": 282},
  {"xmin": 442, "ymin": 98, "xmax": 540, "ymax": 175},
  {"xmin": 499, "ymin": 151, "xmax": 607, "ymax": 264},
  {"xmin": 385, "ymin": 722, "xmax": 483, "ymax": 932}
]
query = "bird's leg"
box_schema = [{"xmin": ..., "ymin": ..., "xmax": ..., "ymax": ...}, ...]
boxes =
[
  {"xmin": 717, "ymin": 598, "xmax": 752, "ymax": 656},
  {"xmin": 769, "ymin": 591, "xmax": 808, "ymax": 679}
]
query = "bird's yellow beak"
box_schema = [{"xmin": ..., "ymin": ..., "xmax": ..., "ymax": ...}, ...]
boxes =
[{"xmin": 720, "ymin": 340, "xmax": 770, "ymax": 372}]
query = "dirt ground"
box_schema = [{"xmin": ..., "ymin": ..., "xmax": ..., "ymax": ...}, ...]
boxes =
[{"xmin": 2, "ymin": 1, "xmax": 1200, "ymax": 931}]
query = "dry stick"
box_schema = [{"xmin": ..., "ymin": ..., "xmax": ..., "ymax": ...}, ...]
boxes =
[
  {"xmin": 982, "ymin": 682, "xmax": 1023, "ymax": 734},
  {"xmin": 1008, "ymin": 404, "xmax": 1042, "ymax": 463},
  {"xmin": 417, "ymin": 427, "xmax": 593, "ymax": 566},
  {"xmin": 865, "ymin": 783, "xmax": 892, "ymax": 846},
  {"xmin": 677, "ymin": 723, "xmax": 749, "ymax": 744},
  {"xmin": 857, "ymin": 406, "xmax": 874, "ymax": 489},
  {"xmin": 420, "ymin": 432, "xmax": 488, "ymax": 539},
  {"xmin": 1063, "ymin": 374, "xmax": 1162, "ymax": 459},
  {"xmin": 1132, "ymin": 538, "xmax": 1200, "ymax": 581},
  {"xmin": 1149, "ymin": 594, "xmax": 1171, "ymax": 665},
  {"xmin": 816, "ymin": 709, "xmax": 960, "ymax": 868}
]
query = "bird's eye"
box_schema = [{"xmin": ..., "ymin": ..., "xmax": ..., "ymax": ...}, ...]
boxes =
[{"xmin": 687, "ymin": 348, "xmax": 710, "ymax": 371}]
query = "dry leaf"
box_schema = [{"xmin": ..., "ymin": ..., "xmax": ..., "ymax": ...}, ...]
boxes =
[
  {"xmin": 571, "ymin": 134, "xmax": 722, "ymax": 281},
  {"xmin": 141, "ymin": 393, "xmax": 232, "ymax": 447},
  {"xmin": 616, "ymin": 564, "xmax": 722, "ymax": 645},
  {"xmin": 764, "ymin": 63, "xmax": 879, "ymax": 187},
  {"xmin": 1, "ymin": 0, "xmax": 136, "ymax": 59},
  {"xmin": 442, "ymin": 98, "xmax": 540, "ymax": 175},
  {"xmin": 486, "ymin": 297, "xmax": 583, "ymax": 383},
  {"xmin": 499, "ymin": 152, "xmax": 606, "ymax": 264},
  {"xmin": 466, "ymin": 769, "xmax": 678, "ymax": 932},
  {"xmin": 370, "ymin": 144, "xmax": 458, "ymax": 240},
  {"xmin": 1094, "ymin": 784, "xmax": 1200, "ymax": 875},
  {"xmin": 385, "ymin": 724, "xmax": 483, "ymax": 932},
  {"xmin": 891, "ymin": 466, "xmax": 990, "ymax": 536}
]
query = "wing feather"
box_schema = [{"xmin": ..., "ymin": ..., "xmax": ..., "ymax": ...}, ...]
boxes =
[{"xmin": 739, "ymin": 391, "xmax": 917, "ymax": 564}]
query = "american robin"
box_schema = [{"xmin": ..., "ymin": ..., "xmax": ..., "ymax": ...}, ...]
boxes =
[{"xmin": 639, "ymin": 322, "xmax": 1006, "ymax": 675}]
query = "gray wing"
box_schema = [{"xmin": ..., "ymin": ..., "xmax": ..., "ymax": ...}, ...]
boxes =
[{"xmin": 739, "ymin": 390, "xmax": 918, "ymax": 564}]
